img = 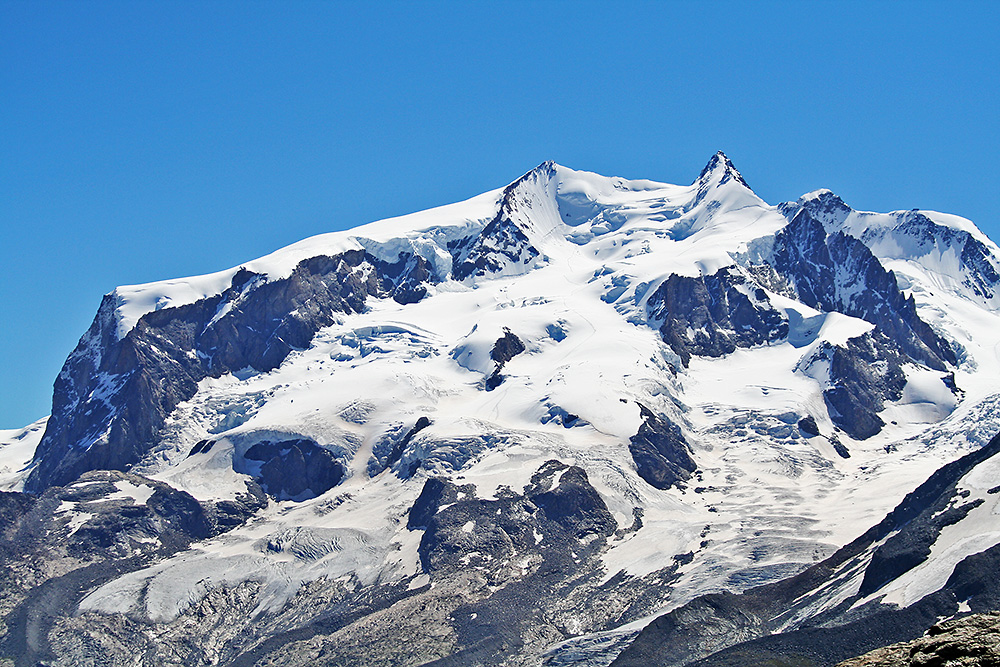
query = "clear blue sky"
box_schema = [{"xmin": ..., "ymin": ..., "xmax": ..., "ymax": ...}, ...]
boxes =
[{"xmin": 2, "ymin": 1, "xmax": 998, "ymax": 428}]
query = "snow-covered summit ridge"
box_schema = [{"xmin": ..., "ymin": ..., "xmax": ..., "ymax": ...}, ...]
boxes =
[
  {"xmin": 108, "ymin": 153, "xmax": 775, "ymax": 340},
  {"xmin": 109, "ymin": 186, "xmax": 505, "ymax": 339},
  {"xmin": 786, "ymin": 187, "xmax": 1000, "ymax": 309},
  {"xmin": 796, "ymin": 187, "xmax": 990, "ymax": 244},
  {"xmin": 31, "ymin": 153, "xmax": 1000, "ymax": 495},
  {"xmin": 697, "ymin": 150, "xmax": 751, "ymax": 189},
  {"xmin": 95, "ymin": 152, "xmax": 1000, "ymax": 346}
]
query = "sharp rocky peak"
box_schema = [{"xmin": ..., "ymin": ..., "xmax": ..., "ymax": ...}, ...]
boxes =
[
  {"xmin": 518, "ymin": 160, "xmax": 559, "ymax": 184},
  {"xmin": 696, "ymin": 150, "xmax": 750, "ymax": 189}
]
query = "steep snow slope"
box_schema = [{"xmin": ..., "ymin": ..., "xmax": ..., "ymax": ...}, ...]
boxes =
[
  {"xmin": 0, "ymin": 417, "xmax": 47, "ymax": 491},
  {"xmin": 8, "ymin": 153, "xmax": 1000, "ymax": 666},
  {"xmin": 110, "ymin": 187, "xmax": 505, "ymax": 340}
]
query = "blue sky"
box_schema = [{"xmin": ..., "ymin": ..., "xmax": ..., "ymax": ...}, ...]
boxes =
[{"xmin": 2, "ymin": 1, "xmax": 998, "ymax": 428}]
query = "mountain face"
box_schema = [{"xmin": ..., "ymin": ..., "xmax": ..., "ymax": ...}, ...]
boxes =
[{"xmin": 3, "ymin": 153, "xmax": 1000, "ymax": 666}]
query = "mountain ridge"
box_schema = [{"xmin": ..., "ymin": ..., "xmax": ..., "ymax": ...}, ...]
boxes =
[{"xmin": 3, "ymin": 154, "xmax": 1000, "ymax": 666}]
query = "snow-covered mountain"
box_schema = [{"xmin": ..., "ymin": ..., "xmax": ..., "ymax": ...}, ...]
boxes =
[{"xmin": 3, "ymin": 153, "xmax": 1000, "ymax": 666}]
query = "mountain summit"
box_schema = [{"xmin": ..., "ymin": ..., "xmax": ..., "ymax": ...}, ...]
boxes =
[
  {"xmin": 3, "ymin": 155, "xmax": 1000, "ymax": 666},
  {"xmin": 697, "ymin": 150, "xmax": 751, "ymax": 188}
]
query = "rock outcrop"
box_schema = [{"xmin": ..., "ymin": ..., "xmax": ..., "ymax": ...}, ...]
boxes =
[
  {"xmin": 646, "ymin": 267, "xmax": 788, "ymax": 368},
  {"xmin": 628, "ymin": 404, "xmax": 697, "ymax": 490},
  {"xmin": 836, "ymin": 613, "xmax": 1000, "ymax": 667},
  {"xmin": 770, "ymin": 207, "xmax": 955, "ymax": 372}
]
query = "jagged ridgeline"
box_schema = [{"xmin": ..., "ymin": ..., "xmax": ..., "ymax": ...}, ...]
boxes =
[{"xmin": 3, "ymin": 153, "xmax": 1000, "ymax": 666}]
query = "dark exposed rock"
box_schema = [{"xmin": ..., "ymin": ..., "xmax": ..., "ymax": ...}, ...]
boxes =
[
  {"xmin": 798, "ymin": 416, "xmax": 820, "ymax": 437},
  {"xmin": 46, "ymin": 471, "xmax": 266, "ymax": 557},
  {"xmin": 241, "ymin": 439, "xmax": 345, "ymax": 501},
  {"xmin": 763, "ymin": 203, "xmax": 959, "ymax": 439},
  {"xmin": 449, "ymin": 213, "xmax": 538, "ymax": 282},
  {"xmin": 526, "ymin": 461, "xmax": 618, "ymax": 539},
  {"xmin": 645, "ymin": 267, "xmax": 788, "ymax": 368},
  {"xmin": 943, "ymin": 541, "xmax": 1000, "ymax": 614},
  {"xmin": 684, "ymin": 151, "xmax": 752, "ymax": 213},
  {"xmin": 804, "ymin": 200, "xmax": 1000, "ymax": 306},
  {"xmin": 485, "ymin": 328, "xmax": 525, "ymax": 391},
  {"xmin": 959, "ymin": 230, "xmax": 1000, "ymax": 301},
  {"xmin": 187, "ymin": 439, "xmax": 214, "ymax": 457},
  {"xmin": 641, "ymin": 204, "xmax": 957, "ymax": 441},
  {"xmin": 942, "ymin": 371, "xmax": 962, "ymax": 396},
  {"xmin": 698, "ymin": 151, "xmax": 751, "ymax": 189},
  {"xmin": 205, "ymin": 480, "xmax": 268, "ymax": 533},
  {"xmin": 449, "ymin": 164, "xmax": 552, "ymax": 281},
  {"xmin": 368, "ymin": 416, "xmax": 433, "ymax": 477},
  {"xmin": 255, "ymin": 462, "xmax": 665, "ymax": 667},
  {"xmin": 540, "ymin": 405, "xmax": 585, "ymax": 428},
  {"xmin": 628, "ymin": 404, "xmax": 697, "ymax": 490},
  {"xmin": 407, "ymin": 477, "xmax": 476, "ymax": 530},
  {"xmin": 679, "ymin": 600, "xmax": 955, "ymax": 667},
  {"xmin": 411, "ymin": 460, "xmax": 615, "ymax": 574},
  {"xmin": 771, "ymin": 207, "xmax": 955, "ymax": 371},
  {"xmin": 859, "ymin": 499, "xmax": 983, "ymax": 598},
  {"xmin": 483, "ymin": 373, "xmax": 504, "ymax": 391},
  {"xmin": 803, "ymin": 331, "xmax": 910, "ymax": 440},
  {"xmin": 545, "ymin": 321, "xmax": 568, "ymax": 342},
  {"xmin": 0, "ymin": 470, "xmax": 267, "ymax": 664},
  {"xmin": 390, "ymin": 416, "xmax": 433, "ymax": 468},
  {"xmin": 1, "ymin": 559, "xmax": 143, "ymax": 665},
  {"xmin": 0, "ymin": 491, "xmax": 35, "ymax": 535},
  {"xmin": 5, "ymin": 471, "xmax": 262, "ymax": 565},
  {"xmin": 795, "ymin": 189, "xmax": 854, "ymax": 229},
  {"xmin": 27, "ymin": 249, "xmax": 437, "ymax": 494},
  {"xmin": 11, "ymin": 158, "xmax": 996, "ymax": 667},
  {"xmin": 833, "ymin": 441, "xmax": 852, "ymax": 459},
  {"xmin": 490, "ymin": 329, "xmax": 526, "ymax": 366},
  {"xmin": 378, "ymin": 252, "xmax": 435, "ymax": 305}
]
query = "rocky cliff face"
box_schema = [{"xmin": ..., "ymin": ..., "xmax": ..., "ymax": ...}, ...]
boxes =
[
  {"xmin": 808, "ymin": 331, "xmax": 910, "ymax": 440},
  {"xmin": 26, "ymin": 157, "xmax": 968, "ymax": 498},
  {"xmin": 792, "ymin": 188, "xmax": 1000, "ymax": 310},
  {"xmin": 645, "ymin": 267, "xmax": 788, "ymax": 368},
  {"xmin": 26, "ymin": 250, "xmax": 435, "ymax": 494},
  {"xmin": 628, "ymin": 404, "xmax": 697, "ymax": 490},
  {"xmin": 770, "ymin": 206, "xmax": 955, "ymax": 371},
  {"xmin": 642, "ymin": 201, "xmax": 957, "ymax": 440},
  {"xmin": 0, "ymin": 470, "xmax": 265, "ymax": 664},
  {"xmin": 449, "ymin": 162, "xmax": 554, "ymax": 281}
]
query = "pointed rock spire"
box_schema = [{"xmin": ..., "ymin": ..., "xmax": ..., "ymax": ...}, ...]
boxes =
[{"xmin": 696, "ymin": 151, "xmax": 750, "ymax": 189}]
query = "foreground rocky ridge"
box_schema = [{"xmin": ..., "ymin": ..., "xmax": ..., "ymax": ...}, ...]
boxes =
[
  {"xmin": 3, "ymin": 154, "xmax": 1000, "ymax": 665},
  {"xmin": 836, "ymin": 613, "xmax": 1000, "ymax": 667}
]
